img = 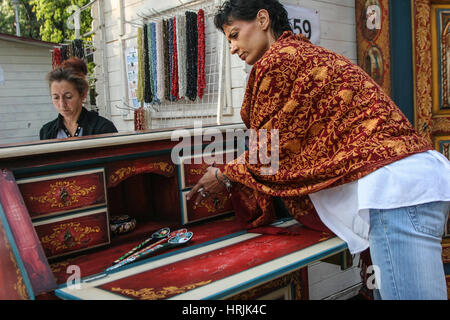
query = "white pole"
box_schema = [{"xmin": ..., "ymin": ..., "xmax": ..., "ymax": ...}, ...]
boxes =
[{"xmin": 11, "ymin": 0, "xmax": 20, "ymax": 37}]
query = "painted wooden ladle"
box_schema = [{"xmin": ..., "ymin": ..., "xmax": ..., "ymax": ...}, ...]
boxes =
[
  {"xmin": 112, "ymin": 227, "xmax": 171, "ymax": 265},
  {"xmin": 105, "ymin": 231, "xmax": 193, "ymax": 273}
]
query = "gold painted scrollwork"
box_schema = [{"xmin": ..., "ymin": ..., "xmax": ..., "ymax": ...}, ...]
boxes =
[
  {"xmin": 109, "ymin": 167, "xmax": 136, "ymax": 185},
  {"xmin": 193, "ymin": 193, "xmax": 230, "ymax": 213},
  {"xmin": 110, "ymin": 280, "xmax": 212, "ymax": 300},
  {"xmin": 29, "ymin": 180, "xmax": 97, "ymax": 208},
  {"xmin": 40, "ymin": 222, "xmax": 100, "ymax": 252},
  {"xmin": 227, "ymin": 269, "xmax": 304, "ymax": 300}
]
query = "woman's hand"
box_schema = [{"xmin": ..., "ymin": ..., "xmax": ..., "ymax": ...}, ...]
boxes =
[{"xmin": 186, "ymin": 167, "xmax": 227, "ymax": 205}]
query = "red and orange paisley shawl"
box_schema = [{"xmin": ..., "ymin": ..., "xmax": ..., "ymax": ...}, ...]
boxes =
[{"xmin": 223, "ymin": 31, "xmax": 431, "ymax": 232}]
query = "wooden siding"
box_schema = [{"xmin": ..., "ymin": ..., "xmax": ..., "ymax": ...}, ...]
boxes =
[{"xmin": 0, "ymin": 39, "xmax": 55, "ymax": 145}]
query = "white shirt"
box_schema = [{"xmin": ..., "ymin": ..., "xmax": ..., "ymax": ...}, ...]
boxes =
[{"xmin": 309, "ymin": 150, "xmax": 450, "ymax": 254}]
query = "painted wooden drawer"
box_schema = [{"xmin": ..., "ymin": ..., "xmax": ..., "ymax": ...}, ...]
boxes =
[
  {"xmin": 32, "ymin": 208, "xmax": 110, "ymax": 259},
  {"xmin": 178, "ymin": 149, "xmax": 237, "ymax": 189},
  {"xmin": 181, "ymin": 190, "xmax": 233, "ymax": 224},
  {"xmin": 16, "ymin": 168, "xmax": 107, "ymax": 219}
]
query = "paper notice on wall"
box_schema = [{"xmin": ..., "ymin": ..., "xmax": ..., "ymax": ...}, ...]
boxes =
[
  {"xmin": 284, "ymin": 5, "xmax": 321, "ymax": 45},
  {"xmin": 0, "ymin": 65, "xmax": 4, "ymax": 86},
  {"xmin": 125, "ymin": 47, "xmax": 140, "ymax": 108}
]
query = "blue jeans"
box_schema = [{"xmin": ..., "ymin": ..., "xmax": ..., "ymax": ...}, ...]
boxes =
[{"xmin": 368, "ymin": 201, "xmax": 449, "ymax": 300}]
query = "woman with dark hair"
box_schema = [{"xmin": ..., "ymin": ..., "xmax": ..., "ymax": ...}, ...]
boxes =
[
  {"xmin": 188, "ymin": 0, "xmax": 450, "ymax": 300},
  {"xmin": 40, "ymin": 57, "xmax": 117, "ymax": 140}
]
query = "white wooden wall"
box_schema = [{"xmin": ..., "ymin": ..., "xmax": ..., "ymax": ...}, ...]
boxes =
[
  {"xmin": 0, "ymin": 39, "xmax": 55, "ymax": 144},
  {"xmin": 92, "ymin": 0, "xmax": 357, "ymax": 132}
]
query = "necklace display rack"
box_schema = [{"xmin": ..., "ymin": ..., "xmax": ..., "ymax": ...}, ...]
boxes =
[{"xmin": 123, "ymin": 0, "xmax": 231, "ymax": 130}]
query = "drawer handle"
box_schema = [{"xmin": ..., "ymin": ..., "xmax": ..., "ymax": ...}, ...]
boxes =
[
  {"xmin": 64, "ymin": 228, "xmax": 74, "ymax": 247},
  {"xmin": 60, "ymin": 187, "xmax": 69, "ymax": 204}
]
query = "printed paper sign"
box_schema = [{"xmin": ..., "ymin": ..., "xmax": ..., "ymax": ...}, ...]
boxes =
[
  {"xmin": 125, "ymin": 47, "xmax": 139, "ymax": 108},
  {"xmin": 285, "ymin": 5, "xmax": 321, "ymax": 45}
]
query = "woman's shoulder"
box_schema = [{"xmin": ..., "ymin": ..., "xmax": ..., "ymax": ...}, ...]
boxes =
[
  {"xmin": 83, "ymin": 108, "xmax": 118, "ymax": 133},
  {"xmin": 39, "ymin": 117, "xmax": 59, "ymax": 139}
]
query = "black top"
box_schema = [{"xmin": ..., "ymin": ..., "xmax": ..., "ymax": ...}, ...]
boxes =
[{"xmin": 40, "ymin": 107, "xmax": 118, "ymax": 140}]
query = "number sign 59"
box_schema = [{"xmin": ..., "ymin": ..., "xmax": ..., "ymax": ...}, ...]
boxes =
[
  {"xmin": 293, "ymin": 18, "xmax": 312, "ymax": 39},
  {"xmin": 285, "ymin": 5, "xmax": 321, "ymax": 45}
]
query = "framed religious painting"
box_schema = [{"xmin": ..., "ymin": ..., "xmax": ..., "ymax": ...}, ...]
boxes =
[
  {"xmin": 355, "ymin": 0, "xmax": 392, "ymax": 96},
  {"xmin": 431, "ymin": 4, "xmax": 450, "ymax": 117}
]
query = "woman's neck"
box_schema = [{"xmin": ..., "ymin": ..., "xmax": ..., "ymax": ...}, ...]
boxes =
[{"xmin": 63, "ymin": 107, "xmax": 83, "ymax": 135}]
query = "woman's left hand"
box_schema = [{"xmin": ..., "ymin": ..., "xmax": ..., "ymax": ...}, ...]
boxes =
[{"xmin": 186, "ymin": 166, "xmax": 226, "ymax": 205}]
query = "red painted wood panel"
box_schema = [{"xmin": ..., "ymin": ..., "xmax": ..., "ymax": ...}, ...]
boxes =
[
  {"xmin": 18, "ymin": 171, "xmax": 106, "ymax": 219},
  {"xmin": 34, "ymin": 211, "xmax": 110, "ymax": 259},
  {"xmin": 0, "ymin": 212, "xmax": 30, "ymax": 300},
  {"xmin": 0, "ymin": 169, "xmax": 56, "ymax": 296}
]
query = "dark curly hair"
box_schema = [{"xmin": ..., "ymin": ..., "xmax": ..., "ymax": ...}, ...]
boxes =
[{"xmin": 214, "ymin": 0, "xmax": 292, "ymax": 39}]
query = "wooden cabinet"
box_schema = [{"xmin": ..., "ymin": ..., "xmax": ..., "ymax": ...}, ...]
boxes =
[
  {"xmin": 0, "ymin": 125, "xmax": 347, "ymax": 300},
  {"xmin": 16, "ymin": 168, "xmax": 110, "ymax": 259}
]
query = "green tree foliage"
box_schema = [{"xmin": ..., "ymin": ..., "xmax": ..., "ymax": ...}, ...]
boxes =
[
  {"xmin": 0, "ymin": 0, "xmax": 92, "ymax": 43},
  {"xmin": 30, "ymin": 0, "xmax": 93, "ymax": 43},
  {"xmin": 0, "ymin": 0, "xmax": 40, "ymax": 39}
]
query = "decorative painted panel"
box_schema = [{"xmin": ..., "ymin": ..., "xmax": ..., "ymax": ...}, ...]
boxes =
[
  {"xmin": 33, "ymin": 208, "xmax": 110, "ymax": 259},
  {"xmin": 17, "ymin": 168, "xmax": 107, "ymax": 219},
  {"xmin": 432, "ymin": 6, "xmax": 450, "ymax": 114},
  {"xmin": 355, "ymin": 0, "xmax": 392, "ymax": 96}
]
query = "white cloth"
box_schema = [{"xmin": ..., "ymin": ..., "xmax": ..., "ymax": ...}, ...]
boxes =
[{"xmin": 309, "ymin": 150, "xmax": 450, "ymax": 254}]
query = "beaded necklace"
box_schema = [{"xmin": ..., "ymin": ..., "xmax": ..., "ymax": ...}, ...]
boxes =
[
  {"xmin": 156, "ymin": 20, "xmax": 166, "ymax": 102},
  {"xmin": 163, "ymin": 19, "xmax": 171, "ymax": 102},
  {"xmin": 185, "ymin": 11, "xmax": 198, "ymax": 101},
  {"xmin": 72, "ymin": 39, "xmax": 85, "ymax": 59},
  {"xmin": 143, "ymin": 24, "xmax": 153, "ymax": 103},
  {"xmin": 134, "ymin": 107, "xmax": 147, "ymax": 131},
  {"xmin": 176, "ymin": 14, "xmax": 187, "ymax": 99},
  {"xmin": 136, "ymin": 27, "xmax": 145, "ymax": 102},
  {"xmin": 52, "ymin": 48, "xmax": 61, "ymax": 69},
  {"xmin": 197, "ymin": 9, "xmax": 206, "ymax": 99},
  {"xmin": 60, "ymin": 44, "xmax": 69, "ymax": 62},
  {"xmin": 147, "ymin": 23, "xmax": 155, "ymax": 102},
  {"xmin": 171, "ymin": 17, "xmax": 180, "ymax": 101},
  {"xmin": 168, "ymin": 18, "xmax": 174, "ymax": 101},
  {"xmin": 62, "ymin": 124, "xmax": 82, "ymax": 138},
  {"xmin": 151, "ymin": 22, "xmax": 159, "ymax": 103}
]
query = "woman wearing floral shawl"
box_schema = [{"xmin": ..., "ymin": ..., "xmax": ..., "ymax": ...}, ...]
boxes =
[{"xmin": 187, "ymin": 0, "xmax": 450, "ymax": 300}]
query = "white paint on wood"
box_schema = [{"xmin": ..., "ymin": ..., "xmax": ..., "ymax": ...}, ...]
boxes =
[{"xmin": 0, "ymin": 39, "xmax": 56, "ymax": 144}]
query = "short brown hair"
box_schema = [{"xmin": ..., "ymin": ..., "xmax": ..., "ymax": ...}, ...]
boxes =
[{"xmin": 47, "ymin": 57, "xmax": 89, "ymax": 96}]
